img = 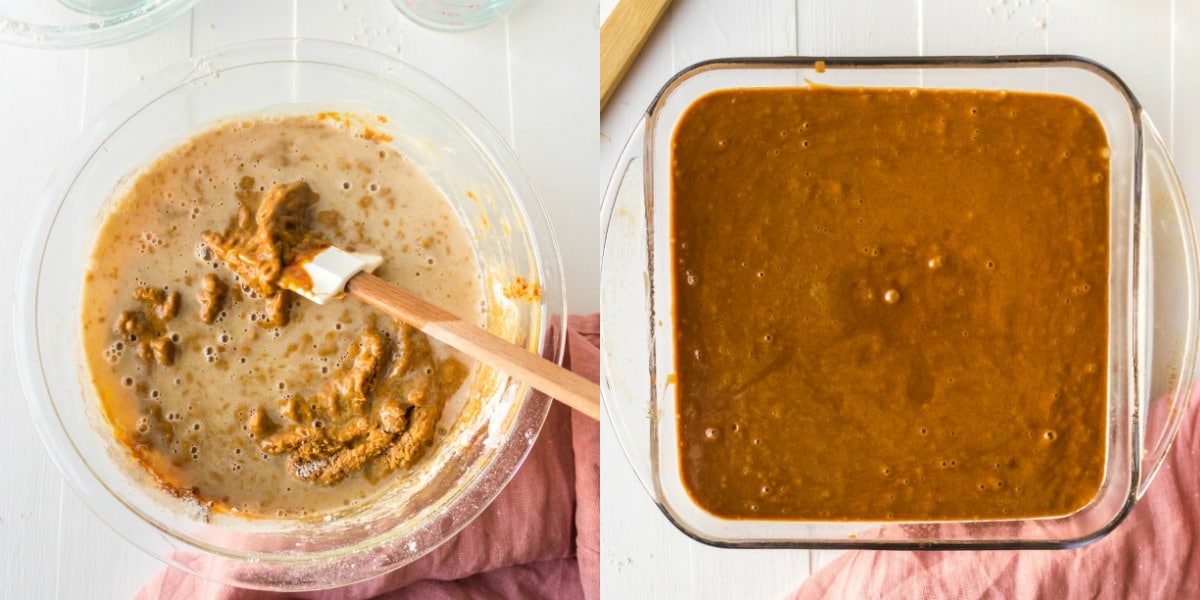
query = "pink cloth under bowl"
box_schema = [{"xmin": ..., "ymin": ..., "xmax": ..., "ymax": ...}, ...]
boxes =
[{"xmin": 137, "ymin": 314, "xmax": 600, "ymax": 600}]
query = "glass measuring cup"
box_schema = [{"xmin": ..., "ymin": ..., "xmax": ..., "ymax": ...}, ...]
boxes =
[{"xmin": 391, "ymin": 0, "xmax": 515, "ymax": 31}]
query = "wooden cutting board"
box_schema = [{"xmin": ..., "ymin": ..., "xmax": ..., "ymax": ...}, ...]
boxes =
[{"xmin": 600, "ymin": 0, "xmax": 674, "ymax": 110}]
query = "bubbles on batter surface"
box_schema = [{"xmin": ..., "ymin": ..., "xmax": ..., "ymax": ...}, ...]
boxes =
[
  {"xmin": 136, "ymin": 231, "xmax": 166, "ymax": 255},
  {"xmin": 195, "ymin": 242, "xmax": 213, "ymax": 262},
  {"xmin": 103, "ymin": 342, "xmax": 125, "ymax": 363}
]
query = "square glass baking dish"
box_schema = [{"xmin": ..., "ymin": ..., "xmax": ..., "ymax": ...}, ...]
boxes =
[{"xmin": 600, "ymin": 56, "xmax": 1200, "ymax": 549}]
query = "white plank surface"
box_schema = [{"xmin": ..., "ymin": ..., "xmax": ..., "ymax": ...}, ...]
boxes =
[
  {"xmin": 0, "ymin": 0, "xmax": 596, "ymax": 597},
  {"xmin": 599, "ymin": 0, "xmax": 1194, "ymax": 597},
  {"xmin": 0, "ymin": 44, "xmax": 97, "ymax": 600}
]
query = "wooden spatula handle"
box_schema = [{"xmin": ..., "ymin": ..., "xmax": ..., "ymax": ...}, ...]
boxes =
[{"xmin": 346, "ymin": 272, "xmax": 601, "ymax": 420}]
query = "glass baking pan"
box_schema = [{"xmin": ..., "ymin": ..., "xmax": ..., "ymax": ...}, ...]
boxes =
[{"xmin": 600, "ymin": 56, "xmax": 1199, "ymax": 549}]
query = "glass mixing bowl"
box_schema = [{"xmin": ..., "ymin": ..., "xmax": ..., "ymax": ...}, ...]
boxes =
[
  {"xmin": 15, "ymin": 38, "xmax": 565, "ymax": 589},
  {"xmin": 0, "ymin": 0, "xmax": 196, "ymax": 48},
  {"xmin": 601, "ymin": 56, "xmax": 1200, "ymax": 549}
]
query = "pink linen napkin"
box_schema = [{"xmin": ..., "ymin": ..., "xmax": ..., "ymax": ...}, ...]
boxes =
[
  {"xmin": 137, "ymin": 314, "xmax": 601, "ymax": 600},
  {"xmin": 792, "ymin": 386, "xmax": 1200, "ymax": 599}
]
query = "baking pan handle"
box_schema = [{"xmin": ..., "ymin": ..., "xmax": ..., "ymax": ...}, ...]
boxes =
[
  {"xmin": 600, "ymin": 118, "xmax": 658, "ymax": 495},
  {"xmin": 1136, "ymin": 111, "xmax": 1200, "ymax": 498}
]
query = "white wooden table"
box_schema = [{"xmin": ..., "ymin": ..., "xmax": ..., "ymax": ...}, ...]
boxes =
[
  {"xmin": 0, "ymin": 1, "xmax": 596, "ymax": 597},
  {"xmin": 599, "ymin": 0, "xmax": 1200, "ymax": 597}
]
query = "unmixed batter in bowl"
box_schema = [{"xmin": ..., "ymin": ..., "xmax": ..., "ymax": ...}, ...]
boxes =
[
  {"xmin": 81, "ymin": 114, "xmax": 485, "ymax": 518},
  {"xmin": 672, "ymin": 87, "xmax": 1110, "ymax": 521}
]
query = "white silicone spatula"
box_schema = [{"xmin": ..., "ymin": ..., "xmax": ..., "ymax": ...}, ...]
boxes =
[{"xmin": 279, "ymin": 246, "xmax": 601, "ymax": 420}]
